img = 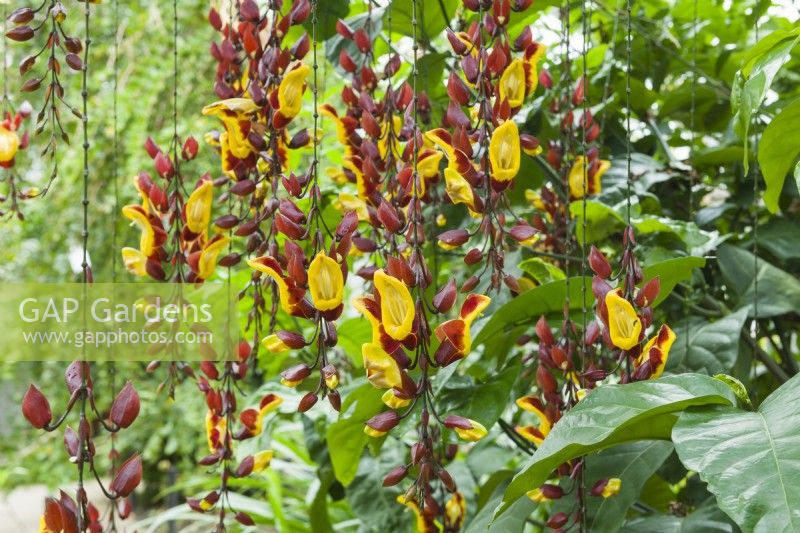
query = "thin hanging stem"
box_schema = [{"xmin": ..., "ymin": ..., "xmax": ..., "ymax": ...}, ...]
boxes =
[
  {"xmin": 684, "ymin": 0, "xmax": 697, "ymax": 361},
  {"xmin": 561, "ymin": 0, "xmax": 572, "ymax": 328},
  {"xmin": 751, "ymin": 5, "xmax": 760, "ymax": 367},
  {"xmin": 76, "ymin": 0, "xmax": 93, "ymax": 529},
  {"xmin": 625, "ymin": 0, "xmax": 632, "ymax": 233}
]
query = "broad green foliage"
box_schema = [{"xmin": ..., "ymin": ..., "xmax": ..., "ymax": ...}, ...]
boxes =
[
  {"xmin": 496, "ymin": 374, "xmax": 737, "ymax": 517},
  {"xmin": 673, "ymin": 373, "xmax": 800, "ymax": 531}
]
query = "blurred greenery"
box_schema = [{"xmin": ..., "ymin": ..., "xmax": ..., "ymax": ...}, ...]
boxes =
[{"xmin": 0, "ymin": 0, "xmax": 797, "ymax": 531}]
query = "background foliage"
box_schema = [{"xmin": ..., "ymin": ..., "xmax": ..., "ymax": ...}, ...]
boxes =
[{"xmin": 1, "ymin": 0, "xmax": 799, "ymax": 531}]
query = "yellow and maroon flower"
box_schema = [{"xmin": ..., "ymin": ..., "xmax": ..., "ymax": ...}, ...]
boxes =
[
  {"xmin": 185, "ymin": 179, "xmax": 214, "ymax": 235},
  {"xmin": 374, "ymin": 270, "xmax": 415, "ymax": 341},
  {"xmin": 434, "ymin": 293, "xmax": 491, "ymax": 366},
  {"xmin": 191, "ymin": 234, "xmax": 229, "ymax": 280},
  {"xmin": 605, "ymin": 289, "xmax": 642, "ymax": 350},
  {"xmin": 247, "ymin": 256, "xmax": 311, "ymax": 317},
  {"xmin": 397, "ymin": 495, "xmax": 439, "ymax": 533},
  {"xmin": 443, "ymin": 167, "xmax": 479, "ymax": 214},
  {"xmin": 568, "ymin": 155, "xmax": 610, "ymax": 199},
  {"xmin": 274, "ymin": 63, "xmax": 310, "ymax": 127},
  {"xmin": 515, "ymin": 396, "xmax": 552, "ymax": 446},
  {"xmin": 635, "ymin": 324, "xmax": 676, "ymax": 379},
  {"xmin": 238, "ymin": 393, "xmax": 282, "ymax": 437},
  {"xmin": 202, "ymin": 98, "xmax": 259, "ymax": 159},
  {"xmin": 444, "ymin": 492, "xmax": 466, "ymax": 530},
  {"xmin": 252, "ymin": 450, "xmax": 274, "ymax": 473},
  {"xmin": 592, "ymin": 477, "xmax": 622, "ymax": 498},
  {"xmin": 122, "ymin": 205, "xmax": 158, "ymax": 257},
  {"xmin": 445, "ymin": 415, "xmax": 488, "ymax": 441},
  {"xmin": 498, "ymin": 58, "xmax": 526, "ymax": 108},
  {"xmin": 0, "ymin": 125, "xmax": 20, "ymax": 168},
  {"xmin": 205, "ymin": 410, "xmax": 227, "ymax": 452},
  {"xmin": 307, "ymin": 251, "xmax": 344, "ymax": 312},
  {"xmin": 489, "ymin": 120, "xmax": 521, "ymax": 183},
  {"xmin": 362, "ymin": 342, "xmax": 403, "ymax": 389}
]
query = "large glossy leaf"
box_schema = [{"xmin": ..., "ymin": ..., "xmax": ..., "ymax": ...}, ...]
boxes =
[
  {"xmin": 668, "ymin": 309, "xmax": 749, "ymax": 375},
  {"xmin": 758, "ymin": 97, "xmax": 800, "ymax": 212},
  {"xmin": 673, "ymin": 373, "xmax": 800, "ymax": 531},
  {"xmin": 494, "ymin": 375, "xmax": 736, "ymax": 519},
  {"xmin": 732, "ymin": 27, "xmax": 800, "ymax": 167},
  {"xmin": 476, "ymin": 257, "xmax": 703, "ymax": 346},
  {"xmin": 621, "ymin": 502, "xmax": 737, "ymax": 533},
  {"xmin": 553, "ymin": 441, "xmax": 674, "ymax": 532},
  {"xmin": 717, "ymin": 244, "xmax": 800, "ymax": 317}
]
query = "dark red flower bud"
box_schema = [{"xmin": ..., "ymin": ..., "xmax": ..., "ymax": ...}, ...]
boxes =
[
  {"xmin": 377, "ymin": 201, "xmax": 403, "ymax": 233},
  {"xmin": 589, "ymin": 245, "xmax": 612, "ymax": 278},
  {"xmin": 339, "ymin": 50, "xmax": 357, "ymax": 72},
  {"xmin": 144, "ymin": 137, "xmax": 160, "ymax": 159},
  {"xmin": 447, "ymin": 72, "xmax": 471, "ymax": 106},
  {"xmin": 292, "ymin": 32, "xmax": 310, "ymax": 59},
  {"xmin": 290, "ymin": 0, "xmax": 311, "ymax": 24},
  {"xmin": 536, "ymin": 366, "xmax": 557, "ymax": 395},
  {"xmin": 110, "ymin": 455, "xmax": 142, "ymax": 497},
  {"xmin": 446, "ymin": 28, "xmax": 468, "ymax": 55},
  {"xmin": 236, "ymin": 455, "xmax": 254, "ymax": 478},
  {"xmin": 438, "ymin": 228, "xmax": 470, "ymax": 247},
  {"xmin": 6, "ymin": 26, "xmax": 34, "ymax": 42},
  {"xmin": 154, "ymin": 152, "xmax": 174, "ymax": 178},
  {"xmin": 281, "ymin": 364, "xmax": 311, "ymax": 383},
  {"xmin": 109, "ymin": 382, "xmax": 140, "ymax": 429},
  {"xmin": 383, "ymin": 466, "xmax": 408, "ymax": 487},
  {"xmin": 547, "ymin": 512, "xmax": 569, "ymax": 528},
  {"xmin": 22, "ymin": 384, "xmax": 52, "ymax": 429},
  {"xmin": 335, "ymin": 19, "xmax": 354, "ymax": 39},
  {"xmin": 230, "ymin": 179, "xmax": 256, "ymax": 196},
  {"xmin": 540, "ymin": 483, "xmax": 564, "ymax": 499},
  {"xmin": 240, "ymin": 0, "xmax": 260, "ymax": 21},
  {"xmin": 539, "ymin": 68, "xmax": 553, "ymax": 89},
  {"xmin": 461, "ymin": 275, "xmax": 480, "ymax": 292},
  {"xmin": 366, "ymin": 411, "xmax": 400, "ymax": 433},
  {"xmin": 464, "ymin": 248, "xmax": 483, "ymax": 265},
  {"xmin": 535, "ymin": 315, "xmax": 555, "ymax": 345},
  {"xmin": 509, "ymin": 224, "xmax": 537, "ymax": 243},
  {"xmin": 182, "ymin": 136, "xmax": 199, "ymax": 160},
  {"xmin": 208, "ymin": 8, "xmax": 222, "ymax": 30},
  {"xmin": 433, "ymin": 279, "xmax": 457, "ymax": 313},
  {"xmin": 8, "ymin": 7, "xmax": 35, "ymax": 24},
  {"xmin": 635, "ymin": 277, "xmax": 660, "ymax": 307},
  {"xmin": 353, "ymin": 28, "xmax": 371, "ymax": 53},
  {"xmin": 298, "ymin": 392, "xmax": 318, "ymax": 412}
]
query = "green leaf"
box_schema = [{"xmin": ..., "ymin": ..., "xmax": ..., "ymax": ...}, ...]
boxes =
[
  {"xmin": 437, "ymin": 360, "xmax": 521, "ymax": 428},
  {"xmin": 494, "ymin": 375, "xmax": 736, "ymax": 519},
  {"xmin": 473, "ymin": 276, "xmax": 592, "ymax": 346},
  {"xmin": 570, "ymin": 200, "xmax": 625, "ymax": 245},
  {"xmin": 668, "ymin": 309, "xmax": 749, "ymax": 375},
  {"xmin": 326, "ymin": 383, "xmax": 383, "ymax": 486},
  {"xmin": 465, "ymin": 476, "xmax": 537, "ymax": 533},
  {"xmin": 475, "ymin": 257, "xmax": 703, "ymax": 346},
  {"xmin": 518, "ymin": 257, "xmax": 565, "ymax": 284},
  {"xmin": 643, "ymin": 256, "xmax": 706, "ymax": 308},
  {"xmin": 732, "ymin": 27, "xmax": 800, "ymax": 167},
  {"xmin": 756, "ymin": 218, "xmax": 800, "ymax": 260},
  {"xmin": 758, "ymin": 97, "xmax": 800, "ymax": 212},
  {"xmin": 621, "ymin": 503, "xmax": 736, "ymax": 532},
  {"xmin": 673, "ymin": 373, "xmax": 800, "ymax": 531},
  {"xmin": 553, "ymin": 441, "xmax": 674, "ymax": 532},
  {"xmin": 303, "ymin": 0, "xmax": 349, "ymax": 40},
  {"xmin": 717, "ymin": 244, "xmax": 800, "ymax": 317},
  {"xmin": 385, "ymin": 0, "xmax": 457, "ymax": 44}
]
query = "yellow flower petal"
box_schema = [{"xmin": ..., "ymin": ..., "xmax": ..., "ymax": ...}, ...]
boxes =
[
  {"xmin": 363, "ymin": 342, "xmax": 403, "ymax": 389},
  {"xmin": 278, "ymin": 63, "xmax": 310, "ymax": 120},
  {"xmin": 121, "ymin": 247, "xmax": 148, "ymax": 276},
  {"xmin": 0, "ymin": 126, "xmax": 19, "ymax": 166},
  {"xmin": 499, "ymin": 58, "xmax": 526, "ymax": 108},
  {"xmin": 308, "ymin": 252, "xmax": 344, "ymax": 311},
  {"xmin": 197, "ymin": 236, "xmax": 229, "ymax": 279},
  {"xmin": 374, "ymin": 270, "xmax": 414, "ymax": 341},
  {"xmin": 489, "ymin": 120, "xmax": 521, "ymax": 182},
  {"xmin": 122, "ymin": 205, "xmax": 156, "ymax": 256},
  {"xmin": 605, "ymin": 290, "xmax": 642, "ymax": 350},
  {"xmin": 185, "ymin": 180, "xmax": 214, "ymax": 234}
]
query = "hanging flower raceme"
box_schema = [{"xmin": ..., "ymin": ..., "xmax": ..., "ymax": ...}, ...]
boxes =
[
  {"xmin": 0, "ymin": 104, "xmax": 38, "ymax": 219},
  {"xmin": 590, "ymin": 234, "xmax": 676, "ymax": 382}
]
